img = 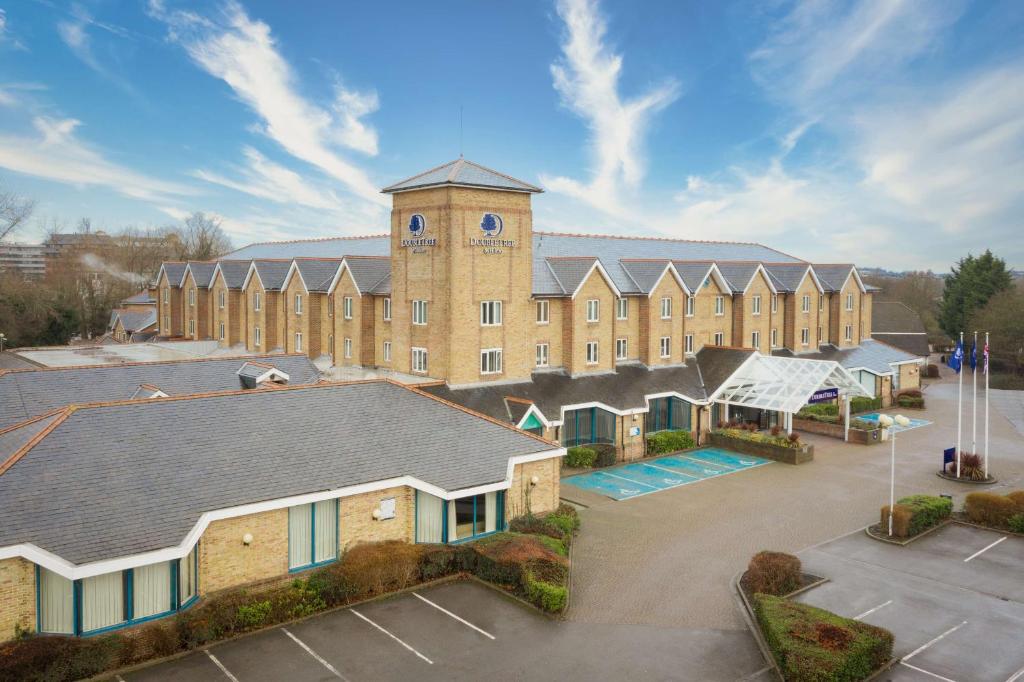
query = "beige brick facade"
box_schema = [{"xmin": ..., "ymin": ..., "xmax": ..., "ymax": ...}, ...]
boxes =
[
  {"xmin": 644, "ymin": 273, "xmax": 686, "ymax": 366},
  {"xmin": 330, "ymin": 268, "xmax": 363, "ymax": 367},
  {"xmin": 156, "ymin": 270, "xmax": 182, "ymax": 337},
  {"xmin": 685, "ymin": 276, "xmax": 732, "ymax": 352},
  {"xmin": 506, "ymin": 459, "xmax": 560, "ymax": 520},
  {"xmin": 200, "ymin": 508, "xmax": 289, "ymax": 595},
  {"xmin": 570, "ymin": 270, "xmax": 617, "ymax": 375},
  {"xmin": 283, "ymin": 277, "xmax": 309, "ymax": 355},
  {"xmin": 339, "ymin": 486, "xmax": 415, "ymax": 551},
  {"xmin": 0, "ymin": 557, "xmax": 35, "ymax": 639}
]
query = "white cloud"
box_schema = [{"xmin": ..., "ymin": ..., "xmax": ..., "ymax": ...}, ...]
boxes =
[
  {"xmin": 149, "ymin": 0, "xmax": 386, "ymax": 206},
  {"xmin": 540, "ymin": 0, "xmax": 680, "ymax": 216},
  {"xmin": 0, "ymin": 116, "xmax": 194, "ymax": 201},
  {"xmin": 56, "ymin": 5, "xmax": 136, "ymax": 89},
  {"xmin": 0, "ymin": 8, "xmax": 26, "ymax": 50}
]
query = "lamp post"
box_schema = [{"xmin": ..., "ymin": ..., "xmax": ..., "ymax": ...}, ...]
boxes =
[
  {"xmin": 0, "ymin": 333, "xmax": 6, "ymax": 353},
  {"xmin": 880, "ymin": 414, "xmax": 912, "ymax": 537}
]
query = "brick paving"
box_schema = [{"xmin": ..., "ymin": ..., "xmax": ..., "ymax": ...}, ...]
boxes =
[{"xmin": 565, "ymin": 371, "xmax": 1024, "ymax": 630}]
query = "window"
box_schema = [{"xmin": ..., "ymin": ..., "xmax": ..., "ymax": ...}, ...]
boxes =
[
  {"xmin": 412, "ymin": 300, "xmax": 428, "ymax": 325},
  {"xmin": 343, "ymin": 296, "xmax": 353, "ymax": 320},
  {"xmin": 411, "ymin": 347, "xmax": 428, "ymax": 373},
  {"xmin": 686, "ymin": 295, "xmax": 695, "ymax": 317},
  {"xmin": 586, "ymin": 341, "xmax": 599, "ymax": 365},
  {"xmin": 480, "ymin": 300, "xmax": 502, "ymax": 326},
  {"xmin": 447, "ymin": 491, "xmax": 501, "ymax": 542},
  {"xmin": 660, "ymin": 297, "xmax": 672, "ymax": 319},
  {"xmin": 648, "ymin": 396, "xmax": 692, "ymax": 433},
  {"xmin": 383, "ymin": 297, "xmax": 392, "ymax": 321},
  {"xmin": 295, "ymin": 332, "xmax": 302, "ymax": 352},
  {"xmin": 586, "ymin": 299, "xmax": 599, "ymax": 322},
  {"xmin": 713, "ymin": 331, "xmax": 724, "ymax": 346},
  {"xmin": 617, "ymin": 298, "xmax": 628, "ymax": 320},
  {"xmin": 188, "ymin": 319, "xmax": 194, "ymax": 336},
  {"xmin": 218, "ymin": 290, "xmax": 225, "ymax": 309},
  {"xmin": 253, "ymin": 291, "xmax": 261, "ymax": 311},
  {"xmin": 383, "ymin": 341, "xmax": 392, "ymax": 361},
  {"xmin": 562, "ymin": 406, "xmax": 616, "ymax": 446},
  {"xmin": 188, "ymin": 288, "xmax": 195, "ymax": 306},
  {"xmin": 751, "ymin": 330, "xmax": 760, "ymax": 350},
  {"xmin": 684, "ymin": 334, "xmax": 694, "ymax": 354},
  {"xmin": 288, "ymin": 500, "xmax": 338, "ymax": 571},
  {"xmin": 480, "ymin": 348, "xmax": 503, "ymax": 374},
  {"xmin": 328, "ymin": 334, "xmax": 334, "ymax": 357},
  {"xmin": 616, "ymin": 337, "xmax": 627, "ymax": 360},
  {"xmin": 845, "ymin": 324, "xmax": 853, "ymax": 342},
  {"xmin": 802, "ymin": 295, "xmax": 810, "ymax": 313},
  {"xmin": 536, "ymin": 343, "xmax": 549, "ymax": 367},
  {"xmin": 162, "ymin": 288, "xmax": 169, "ymax": 304},
  {"xmin": 536, "ymin": 300, "xmax": 549, "ymax": 324},
  {"xmin": 771, "ymin": 294, "xmax": 778, "ymax": 313},
  {"xmin": 163, "ymin": 315, "xmax": 169, "ymax": 332},
  {"xmin": 660, "ymin": 336, "xmax": 671, "ymax": 358},
  {"xmin": 819, "ymin": 296, "xmax": 825, "ymax": 312},
  {"xmin": 846, "ymin": 293, "xmax": 854, "ymax": 311},
  {"xmin": 327, "ymin": 294, "xmax": 334, "ymax": 317},
  {"xmin": 254, "ymin": 326, "xmax": 261, "ymax": 347},
  {"xmin": 801, "ymin": 327, "xmax": 810, "ymax": 346},
  {"xmin": 218, "ymin": 322, "xmax": 225, "ymax": 341},
  {"xmin": 38, "ymin": 568, "xmax": 74, "ymax": 634},
  {"xmin": 715, "ymin": 296, "xmax": 725, "ymax": 316},
  {"xmin": 344, "ymin": 338, "xmax": 352, "ymax": 358},
  {"xmin": 81, "ymin": 572, "xmax": 125, "ymax": 633},
  {"xmin": 133, "ymin": 562, "xmax": 172, "ymax": 620},
  {"xmin": 179, "ymin": 545, "xmax": 198, "ymax": 607},
  {"xmin": 752, "ymin": 295, "xmax": 761, "ymax": 315},
  {"xmin": 294, "ymin": 294, "xmax": 303, "ymax": 315},
  {"xmin": 771, "ymin": 328, "xmax": 778, "ymax": 348}
]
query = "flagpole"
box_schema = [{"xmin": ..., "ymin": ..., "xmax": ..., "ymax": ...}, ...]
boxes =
[
  {"xmin": 956, "ymin": 331, "xmax": 963, "ymax": 478},
  {"xmin": 972, "ymin": 331, "xmax": 977, "ymax": 454},
  {"xmin": 984, "ymin": 331, "xmax": 990, "ymax": 477}
]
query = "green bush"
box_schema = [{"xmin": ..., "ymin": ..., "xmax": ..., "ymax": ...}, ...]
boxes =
[
  {"xmin": 1009, "ymin": 514, "xmax": 1024, "ymax": 534},
  {"xmin": 546, "ymin": 503, "xmax": 581, "ymax": 536},
  {"xmin": 897, "ymin": 395, "xmax": 924, "ymax": 408},
  {"xmin": 753, "ymin": 594, "xmax": 893, "ymax": 682},
  {"xmin": 469, "ymin": 532, "xmax": 570, "ymax": 612},
  {"xmin": 897, "ymin": 495, "xmax": 952, "ymax": 535},
  {"xmin": 965, "ymin": 491, "xmax": 1024, "ymax": 528},
  {"xmin": 798, "ymin": 403, "xmax": 839, "ymax": 417},
  {"xmin": 564, "ymin": 446, "xmax": 597, "ymax": 468},
  {"xmin": 645, "ymin": 429, "xmax": 695, "ymax": 455},
  {"xmin": 236, "ymin": 600, "xmax": 272, "ymax": 629},
  {"xmin": 0, "ymin": 634, "xmax": 125, "ymax": 682},
  {"xmin": 744, "ymin": 551, "xmax": 802, "ymax": 596},
  {"xmin": 849, "ymin": 418, "xmax": 876, "ymax": 430},
  {"xmin": 524, "ymin": 572, "xmax": 568, "ymax": 612},
  {"xmin": 850, "ymin": 396, "xmax": 883, "ymax": 413},
  {"xmin": 591, "ymin": 443, "xmax": 618, "ymax": 467},
  {"xmin": 717, "ymin": 428, "xmax": 801, "ymax": 449}
]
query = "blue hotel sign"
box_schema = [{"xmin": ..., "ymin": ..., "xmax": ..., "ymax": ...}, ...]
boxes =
[{"xmin": 808, "ymin": 387, "xmax": 839, "ymax": 404}]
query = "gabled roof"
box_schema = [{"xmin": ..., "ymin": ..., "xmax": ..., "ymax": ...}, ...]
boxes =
[
  {"xmin": 237, "ymin": 361, "xmax": 290, "ymax": 388},
  {"xmin": 338, "ymin": 256, "xmax": 392, "ymax": 295},
  {"xmin": 130, "ymin": 384, "xmax": 167, "ymax": 400},
  {"xmin": 243, "ymin": 259, "xmax": 293, "ymax": 291},
  {"xmin": 224, "ymin": 235, "xmax": 389, "ymax": 261},
  {"xmin": 180, "ymin": 261, "xmax": 217, "ymax": 288},
  {"xmin": 672, "ymin": 261, "xmax": 731, "ymax": 294},
  {"xmin": 813, "ymin": 264, "xmax": 864, "ymax": 293},
  {"xmin": 716, "ymin": 262, "xmax": 777, "ymax": 294},
  {"xmin": 772, "ymin": 339, "xmax": 922, "ymax": 375},
  {"xmin": 871, "ymin": 301, "xmax": 927, "ymax": 335},
  {"xmin": 123, "ymin": 291, "xmax": 155, "ymax": 305},
  {"xmin": 157, "ymin": 262, "xmax": 186, "ymax": 288},
  {"xmin": 113, "ymin": 309, "xmax": 157, "ymax": 333},
  {"xmin": 764, "ymin": 263, "xmax": 822, "ymax": 293},
  {"xmin": 212, "ymin": 260, "xmax": 252, "ymax": 289},
  {"xmin": 381, "ymin": 157, "xmax": 543, "ymax": 194},
  {"xmin": 619, "ymin": 260, "xmax": 689, "ymax": 296},
  {"xmin": 0, "ymin": 354, "xmax": 321, "ymax": 430},
  {"xmin": 282, "ymin": 258, "xmax": 344, "ymax": 293}
]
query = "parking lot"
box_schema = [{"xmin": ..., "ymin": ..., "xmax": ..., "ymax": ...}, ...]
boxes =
[
  {"xmin": 115, "ymin": 579, "xmax": 765, "ymax": 681},
  {"xmin": 795, "ymin": 523, "xmax": 1024, "ymax": 682}
]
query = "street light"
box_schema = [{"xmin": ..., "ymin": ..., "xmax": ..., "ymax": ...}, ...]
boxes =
[
  {"xmin": 879, "ymin": 414, "xmax": 912, "ymax": 537},
  {"xmin": 0, "ymin": 333, "xmax": 6, "ymax": 353}
]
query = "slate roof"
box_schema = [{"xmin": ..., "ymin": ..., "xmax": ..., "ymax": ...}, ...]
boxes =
[
  {"xmin": 764, "ymin": 263, "xmax": 812, "ymax": 292},
  {"xmin": 368, "ymin": 273, "xmax": 391, "ymax": 295},
  {"xmin": 382, "ymin": 158, "xmax": 542, "ymax": 194},
  {"xmin": 772, "ymin": 339, "xmax": 921, "ymax": 375},
  {"xmin": 0, "ymin": 381, "xmax": 555, "ymax": 564},
  {"xmin": 214, "ymin": 260, "xmax": 252, "ymax": 289},
  {"xmin": 619, "ymin": 260, "xmax": 675, "ymax": 294},
  {"xmin": 225, "ymin": 236, "xmax": 390, "ymax": 261},
  {"xmin": 543, "ymin": 257, "xmax": 601, "ymax": 296},
  {"xmin": 423, "ymin": 346, "xmax": 753, "ymax": 425},
  {"xmin": 292, "ymin": 259, "xmax": 343, "ymax": 292},
  {"xmin": 871, "ymin": 301, "xmax": 930, "ymax": 357},
  {"xmin": 115, "ymin": 309, "xmax": 157, "ymax": 333},
  {"xmin": 160, "ymin": 262, "xmax": 187, "ymax": 288},
  {"xmin": 673, "ymin": 262, "xmax": 715, "ymax": 292},
  {"xmin": 123, "ymin": 291, "xmax": 155, "ymax": 305},
  {"xmin": 251, "ymin": 260, "xmax": 293, "ymax": 290},
  {"xmin": 0, "ymin": 354, "xmax": 321, "ymax": 430},
  {"xmin": 183, "ymin": 261, "xmax": 217, "ymax": 288},
  {"xmin": 812, "ymin": 264, "xmax": 855, "ymax": 293},
  {"xmin": 716, "ymin": 263, "xmax": 763, "ymax": 293},
  {"xmin": 343, "ymin": 256, "xmax": 392, "ymax": 294}
]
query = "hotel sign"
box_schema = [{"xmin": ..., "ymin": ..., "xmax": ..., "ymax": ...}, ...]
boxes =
[
  {"xmin": 402, "ymin": 214, "xmax": 436, "ymax": 250},
  {"xmin": 470, "ymin": 213, "xmax": 517, "ymax": 254},
  {"xmin": 808, "ymin": 387, "xmax": 839, "ymax": 403}
]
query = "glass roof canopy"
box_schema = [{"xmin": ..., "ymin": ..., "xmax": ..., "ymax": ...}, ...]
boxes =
[{"xmin": 708, "ymin": 354, "xmax": 871, "ymax": 414}]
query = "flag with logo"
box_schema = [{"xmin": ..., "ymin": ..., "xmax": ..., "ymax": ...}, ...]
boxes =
[
  {"xmin": 948, "ymin": 340, "xmax": 963, "ymax": 374},
  {"xmin": 970, "ymin": 339, "xmax": 977, "ymax": 372},
  {"xmin": 983, "ymin": 341, "xmax": 989, "ymax": 375}
]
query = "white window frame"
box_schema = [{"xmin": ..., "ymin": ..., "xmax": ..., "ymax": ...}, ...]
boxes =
[
  {"xmin": 535, "ymin": 343, "xmax": 549, "ymax": 367},
  {"xmin": 846, "ymin": 293, "xmax": 854, "ymax": 311},
  {"xmin": 615, "ymin": 337, "xmax": 627, "ymax": 360},
  {"xmin": 801, "ymin": 327, "xmax": 810, "ymax": 346},
  {"xmin": 616, "ymin": 298, "xmax": 628, "ymax": 320},
  {"xmin": 586, "ymin": 299, "xmax": 600, "ymax": 323},
  {"xmin": 802, "ymin": 295, "xmax": 810, "ymax": 313},
  {"xmin": 660, "ymin": 336, "xmax": 671, "ymax": 358},
  {"xmin": 412, "ymin": 300, "xmax": 428, "ymax": 325},
  {"xmin": 771, "ymin": 328, "xmax": 778, "ymax": 348},
  {"xmin": 684, "ymin": 334, "xmax": 694, "ymax": 354},
  {"xmin": 752, "ymin": 295, "xmax": 761, "ymax": 316},
  {"xmin": 536, "ymin": 300, "xmax": 549, "ymax": 324},
  {"xmin": 686, "ymin": 295, "xmax": 695, "ymax": 317},
  {"xmin": 344, "ymin": 337, "xmax": 352, "ymax": 358},
  {"xmin": 343, "ymin": 296, "xmax": 353, "ymax": 320},
  {"xmin": 480, "ymin": 300, "xmax": 503, "ymax": 326},
  {"xmin": 480, "ymin": 348, "xmax": 503, "ymax": 375},
  {"xmin": 383, "ymin": 341, "xmax": 392, "ymax": 361},
  {"xmin": 660, "ymin": 297, "xmax": 672, "ymax": 319},
  {"xmin": 327, "ymin": 294, "xmax": 334, "ymax": 318},
  {"xmin": 218, "ymin": 290, "xmax": 225, "ymax": 309},
  {"xmin": 162, "ymin": 288, "xmax": 169, "ymax": 304},
  {"xmin": 188, "ymin": 318, "xmax": 195, "ymax": 336},
  {"xmin": 295, "ymin": 332, "xmax": 302, "ymax": 352},
  {"xmin": 714, "ymin": 331, "xmax": 724, "ymax": 346},
  {"xmin": 845, "ymin": 324, "xmax": 853, "ymax": 342},
  {"xmin": 715, "ymin": 295, "xmax": 725, "ymax": 316},
  {"xmin": 294, "ymin": 293, "xmax": 303, "ymax": 315},
  {"xmin": 254, "ymin": 326, "xmax": 261, "ymax": 347},
  {"xmin": 188, "ymin": 288, "xmax": 195, "ymax": 306},
  {"xmin": 219, "ymin": 321, "xmax": 225, "ymax": 341},
  {"xmin": 586, "ymin": 340, "xmax": 599, "ymax": 365},
  {"xmin": 771, "ymin": 294, "xmax": 778, "ymax": 314},
  {"xmin": 819, "ymin": 295, "xmax": 825, "ymax": 312},
  {"xmin": 383, "ymin": 297, "xmax": 392, "ymax": 321},
  {"xmin": 411, "ymin": 347, "xmax": 428, "ymax": 373},
  {"xmin": 254, "ymin": 291, "xmax": 261, "ymax": 312},
  {"xmin": 752, "ymin": 330, "xmax": 760, "ymax": 350}
]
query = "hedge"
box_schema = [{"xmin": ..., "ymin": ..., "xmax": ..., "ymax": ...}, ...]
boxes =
[
  {"xmin": 0, "ymin": 523, "xmax": 577, "ymax": 681},
  {"xmin": 964, "ymin": 491, "xmax": 1024, "ymax": 529},
  {"xmin": 564, "ymin": 446, "xmax": 597, "ymax": 468},
  {"xmin": 797, "ymin": 403, "xmax": 838, "ymax": 418},
  {"xmin": 849, "ymin": 396, "xmax": 883, "ymax": 413},
  {"xmin": 753, "ymin": 594, "xmax": 893, "ymax": 682},
  {"xmin": 896, "ymin": 395, "xmax": 924, "ymax": 408},
  {"xmin": 881, "ymin": 495, "xmax": 951, "ymax": 538},
  {"xmin": 716, "ymin": 427, "xmax": 801, "ymax": 449},
  {"xmin": 645, "ymin": 429, "xmax": 695, "ymax": 455},
  {"xmin": 744, "ymin": 551, "xmax": 801, "ymax": 596}
]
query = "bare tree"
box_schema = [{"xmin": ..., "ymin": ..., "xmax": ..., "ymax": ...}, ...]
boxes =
[
  {"xmin": 176, "ymin": 212, "xmax": 232, "ymax": 261},
  {"xmin": 0, "ymin": 187, "xmax": 36, "ymax": 242}
]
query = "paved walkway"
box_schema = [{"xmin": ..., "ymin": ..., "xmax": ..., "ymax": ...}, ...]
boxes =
[
  {"xmin": 566, "ymin": 372, "xmax": 1024, "ymax": 631},
  {"xmin": 991, "ymin": 389, "xmax": 1024, "ymax": 438}
]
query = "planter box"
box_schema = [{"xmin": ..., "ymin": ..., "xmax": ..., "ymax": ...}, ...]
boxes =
[
  {"xmin": 793, "ymin": 418, "xmax": 882, "ymax": 446},
  {"xmin": 709, "ymin": 432, "xmax": 813, "ymax": 465}
]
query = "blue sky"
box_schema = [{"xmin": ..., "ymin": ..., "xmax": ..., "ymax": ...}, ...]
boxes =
[{"xmin": 0, "ymin": 0, "xmax": 1021, "ymax": 270}]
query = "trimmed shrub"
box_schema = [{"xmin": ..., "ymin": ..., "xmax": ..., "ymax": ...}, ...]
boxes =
[
  {"xmin": 564, "ymin": 446, "xmax": 597, "ymax": 468},
  {"xmin": 591, "ymin": 443, "xmax": 618, "ymax": 467},
  {"xmin": 524, "ymin": 572, "xmax": 568, "ymax": 612},
  {"xmin": 509, "ymin": 514, "xmax": 566, "ymax": 542},
  {"xmin": 897, "ymin": 395, "xmax": 924, "ymax": 408},
  {"xmin": 646, "ymin": 429, "xmax": 695, "ymax": 455},
  {"xmin": 236, "ymin": 600, "xmax": 272, "ymax": 629},
  {"xmin": 924, "ymin": 364, "xmax": 940, "ymax": 378},
  {"xmin": 898, "ymin": 389, "xmax": 923, "ymax": 398},
  {"xmin": 850, "ymin": 396, "xmax": 883, "ymax": 413},
  {"xmin": 798, "ymin": 403, "xmax": 839, "ymax": 417},
  {"xmin": 753, "ymin": 594, "xmax": 893, "ymax": 682},
  {"xmin": 0, "ymin": 634, "xmax": 125, "ymax": 682},
  {"xmin": 337, "ymin": 541, "xmax": 423, "ymax": 597},
  {"xmin": 1009, "ymin": 514, "xmax": 1024, "ymax": 534},
  {"xmin": 880, "ymin": 504, "xmax": 913, "ymax": 538},
  {"xmin": 547, "ymin": 503, "xmax": 580, "ymax": 536},
  {"xmin": 965, "ymin": 491, "xmax": 1024, "ymax": 528},
  {"xmin": 717, "ymin": 428, "xmax": 802, "ymax": 449},
  {"xmin": 898, "ymin": 495, "xmax": 952, "ymax": 535},
  {"xmin": 744, "ymin": 551, "xmax": 802, "ymax": 596},
  {"xmin": 469, "ymin": 532, "xmax": 569, "ymax": 612},
  {"xmin": 849, "ymin": 418, "xmax": 876, "ymax": 431}
]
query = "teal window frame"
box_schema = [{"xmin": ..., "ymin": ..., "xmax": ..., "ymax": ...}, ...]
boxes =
[
  {"xmin": 441, "ymin": 491, "xmax": 505, "ymax": 544},
  {"xmin": 562, "ymin": 407, "xmax": 616, "ymax": 447},
  {"xmin": 288, "ymin": 499, "xmax": 340, "ymax": 574},
  {"xmin": 647, "ymin": 397, "xmax": 692, "ymax": 434}
]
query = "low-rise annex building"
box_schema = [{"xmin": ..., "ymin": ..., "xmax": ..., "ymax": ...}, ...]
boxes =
[{"xmin": 0, "ymin": 380, "xmax": 563, "ymax": 641}]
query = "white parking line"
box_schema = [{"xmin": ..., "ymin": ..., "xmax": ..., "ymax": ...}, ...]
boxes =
[
  {"xmin": 351, "ymin": 608, "xmax": 434, "ymax": 664},
  {"xmin": 964, "ymin": 536, "xmax": 1007, "ymax": 562},
  {"xmin": 204, "ymin": 649, "xmax": 240, "ymax": 682},
  {"xmin": 854, "ymin": 599, "xmax": 892, "ymax": 620},
  {"xmin": 413, "ymin": 592, "xmax": 496, "ymax": 639},
  {"xmin": 600, "ymin": 471, "xmax": 660, "ymax": 489},
  {"xmin": 640, "ymin": 462, "xmax": 700, "ymax": 479},
  {"xmin": 686, "ymin": 455, "xmax": 739, "ymax": 471},
  {"xmin": 900, "ymin": 661, "xmax": 958, "ymax": 682},
  {"xmin": 282, "ymin": 627, "xmax": 349, "ymax": 680},
  {"xmin": 903, "ymin": 621, "xmax": 968, "ymax": 661},
  {"xmin": 1007, "ymin": 664, "xmax": 1024, "ymax": 682}
]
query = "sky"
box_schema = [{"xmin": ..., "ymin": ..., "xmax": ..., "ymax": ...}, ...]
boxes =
[{"xmin": 0, "ymin": 0, "xmax": 1021, "ymax": 270}]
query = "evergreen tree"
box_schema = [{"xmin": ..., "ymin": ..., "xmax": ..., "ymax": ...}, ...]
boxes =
[{"xmin": 938, "ymin": 250, "xmax": 1013, "ymax": 340}]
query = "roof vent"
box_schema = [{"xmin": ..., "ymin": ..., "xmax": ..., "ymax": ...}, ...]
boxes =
[{"xmin": 237, "ymin": 361, "xmax": 290, "ymax": 389}]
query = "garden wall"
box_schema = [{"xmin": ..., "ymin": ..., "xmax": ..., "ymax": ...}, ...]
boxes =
[
  {"xmin": 709, "ymin": 432, "xmax": 813, "ymax": 465},
  {"xmin": 793, "ymin": 418, "xmax": 882, "ymax": 445}
]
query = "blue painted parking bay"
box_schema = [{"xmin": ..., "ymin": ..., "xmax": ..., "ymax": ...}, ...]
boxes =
[{"xmin": 562, "ymin": 447, "xmax": 771, "ymax": 501}]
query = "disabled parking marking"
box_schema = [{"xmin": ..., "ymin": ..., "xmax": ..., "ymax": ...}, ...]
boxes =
[
  {"xmin": 601, "ymin": 470, "xmax": 661, "ymax": 490},
  {"xmin": 964, "ymin": 536, "xmax": 1007, "ymax": 562},
  {"xmin": 413, "ymin": 592, "xmax": 496, "ymax": 640},
  {"xmin": 351, "ymin": 608, "xmax": 434, "ymax": 664},
  {"xmin": 687, "ymin": 455, "xmax": 740, "ymax": 471},
  {"xmin": 641, "ymin": 461, "xmax": 701, "ymax": 479},
  {"xmin": 203, "ymin": 649, "xmax": 240, "ymax": 682},
  {"xmin": 635, "ymin": 463, "xmax": 692, "ymax": 485},
  {"xmin": 282, "ymin": 627, "xmax": 349, "ymax": 680},
  {"xmin": 854, "ymin": 599, "xmax": 892, "ymax": 620}
]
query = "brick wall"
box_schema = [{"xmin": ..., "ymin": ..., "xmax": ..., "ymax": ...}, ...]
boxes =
[
  {"xmin": 646, "ymin": 274, "xmax": 685, "ymax": 366},
  {"xmin": 359, "ymin": 296, "xmax": 375, "ymax": 366},
  {"xmin": 339, "ymin": 486, "xmax": 414, "ymax": 551},
  {"xmin": 506, "ymin": 459, "xmax": 560, "ymax": 521},
  {"xmin": 570, "ymin": 270, "xmax": 616, "ymax": 375},
  {"xmin": 0, "ymin": 557, "xmax": 35, "ymax": 640},
  {"xmin": 200, "ymin": 508, "xmax": 289, "ymax": 595}
]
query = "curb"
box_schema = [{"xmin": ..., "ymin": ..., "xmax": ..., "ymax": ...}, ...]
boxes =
[
  {"xmin": 864, "ymin": 519, "xmax": 952, "ymax": 546},
  {"xmin": 936, "ymin": 471, "xmax": 998, "ymax": 485}
]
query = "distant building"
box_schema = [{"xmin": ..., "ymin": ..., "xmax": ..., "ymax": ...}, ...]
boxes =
[
  {"xmin": 0, "ymin": 242, "xmax": 47, "ymax": 278},
  {"xmin": 871, "ymin": 301, "xmax": 930, "ymax": 358}
]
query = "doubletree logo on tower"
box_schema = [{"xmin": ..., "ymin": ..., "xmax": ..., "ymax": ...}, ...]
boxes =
[
  {"xmin": 470, "ymin": 212, "xmax": 517, "ymax": 254},
  {"xmin": 401, "ymin": 213, "xmax": 437, "ymax": 248}
]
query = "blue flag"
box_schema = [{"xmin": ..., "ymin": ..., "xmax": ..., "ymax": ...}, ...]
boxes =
[
  {"xmin": 970, "ymin": 339, "xmax": 977, "ymax": 371},
  {"xmin": 948, "ymin": 340, "xmax": 963, "ymax": 374}
]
